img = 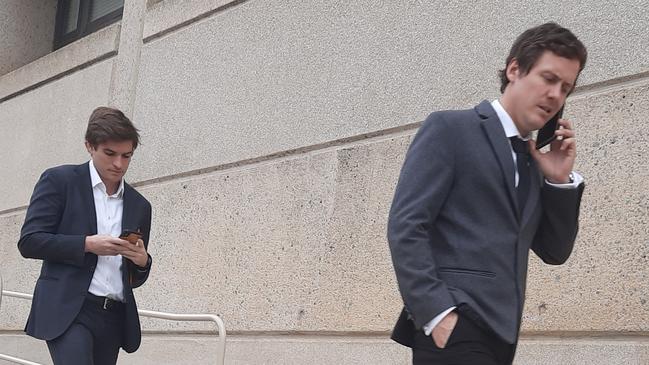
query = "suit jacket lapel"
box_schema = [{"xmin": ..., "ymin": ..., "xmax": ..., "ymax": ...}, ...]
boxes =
[
  {"xmin": 121, "ymin": 183, "xmax": 133, "ymax": 233},
  {"xmin": 121, "ymin": 183, "xmax": 137, "ymax": 292},
  {"xmin": 121, "ymin": 182, "xmax": 143, "ymax": 234},
  {"xmin": 75, "ymin": 162, "xmax": 98, "ymax": 234},
  {"xmin": 476, "ymin": 101, "xmax": 519, "ymax": 220}
]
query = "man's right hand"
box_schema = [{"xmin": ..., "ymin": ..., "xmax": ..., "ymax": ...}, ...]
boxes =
[
  {"xmin": 432, "ymin": 311, "xmax": 458, "ymax": 348},
  {"xmin": 84, "ymin": 235, "xmax": 130, "ymax": 256}
]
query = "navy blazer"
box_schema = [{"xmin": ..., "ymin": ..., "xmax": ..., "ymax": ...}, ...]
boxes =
[
  {"xmin": 388, "ymin": 101, "xmax": 584, "ymax": 345},
  {"xmin": 18, "ymin": 162, "xmax": 152, "ymax": 353}
]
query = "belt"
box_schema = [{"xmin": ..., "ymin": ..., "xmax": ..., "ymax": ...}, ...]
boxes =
[{"xmin": 86, "ymin": 293, "xmax": 125, "ymax": 312}]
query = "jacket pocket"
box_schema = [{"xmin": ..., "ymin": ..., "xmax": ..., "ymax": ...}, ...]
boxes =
[{"xmin": 438, "ymin": 267, "xmax": 496, "ymax": 278}]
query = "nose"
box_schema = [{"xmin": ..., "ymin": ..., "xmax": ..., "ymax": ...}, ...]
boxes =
[
  {"xmin": 548, "ymin": 83, "xmax": 562, "ymax": 100},
  {"xmin": 112, "ymin": 156, "xmax": 123, "ymax": 170}
]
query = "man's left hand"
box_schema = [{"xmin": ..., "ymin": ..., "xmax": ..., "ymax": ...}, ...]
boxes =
[
  {"xmin": 118, "ymin": 238, "xmax": 149, "ymax": 268},
  {"xmin": 529, "ymin": 118, "xmax": 576, "ymax": 183}
]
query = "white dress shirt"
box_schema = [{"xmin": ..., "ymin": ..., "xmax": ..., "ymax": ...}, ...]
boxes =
[
  {"xmin": 87, "ymin": 160, "xmax": 125, "ymax": 302},
  {"xmin": 422, "ymin": 100, "xmax": 583, "ymax": 336}
]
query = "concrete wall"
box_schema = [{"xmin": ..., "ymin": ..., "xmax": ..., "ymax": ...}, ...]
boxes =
[
  {"xmin": 1, "ymin": 0, "xmax": 649, "ymax": 364},
  {"xmin": 0, "ymin": 0, "xmax": 57, "ymax": 76}
]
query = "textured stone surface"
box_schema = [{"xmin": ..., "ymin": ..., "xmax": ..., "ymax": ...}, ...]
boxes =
[
  {"xmin": 0, "ymin": 211, "xmax": 37, "ymax": 331},
  {"xmin": 144, "ymin": 0, "xmax": 237, "ymax": 39},
  {"xmin": 515, "ymin": 337, "xmax": 649, "ymax": 365},
  {"xmin": 2, "ymin": 79, "xmax": 649, "ymax": 334},
  {"xmin": 141, "ymin": 335, "xmax": 410, "ymax": 365},
  {"xmin": 523, "ymin": 80, "xmax": 649, "ymax": 332},
  {"xmin": 109, "ymin": 0, "xmax": 147, "ymax": 116},
  {"xmin": 0, "ymin": 23, "xmax": 119, "ymax": 101},
  {"xmin": 0, "ymin": 0, "xmax": 57, "ymax": 76},
  {"xmin": 132, "ymin": 136, "xmax": 408, "ymax": 332},
  {"xmin": 0, "ymin": 60, "xmax": 114, "ymax": 212},
  {"xmin": 131, "ymin": 0, "xmax": 649, "ymax": 183},
  {"xmin": 1, "ymin": 334, "xmax": 648, "ymax": 365}
]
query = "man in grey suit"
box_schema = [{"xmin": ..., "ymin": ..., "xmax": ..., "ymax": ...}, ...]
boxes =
[{"xmin": 388, "ymin": 23, "xmax": 587, "ymax": 364}]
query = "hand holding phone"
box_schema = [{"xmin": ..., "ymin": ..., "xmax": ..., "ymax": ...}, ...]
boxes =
[
  {"xmin": 529, "ymin": 105, "xmax": 577, "ymax": 184},
  {"xmin": 118, "ymin": 229, "xmax": 149, "ymax": 272},
  {"xmin": 535, "ymin": 106, "xmax": 564, "ymax": 150},
  {"xmin": 119, "ymin": 229, "xmax": 142, "ymax": 245}
]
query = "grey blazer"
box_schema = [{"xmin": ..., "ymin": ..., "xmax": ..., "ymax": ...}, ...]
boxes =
[{"xmin": 388, "ymin": 100, "xmax": 584, "ymax": 345}]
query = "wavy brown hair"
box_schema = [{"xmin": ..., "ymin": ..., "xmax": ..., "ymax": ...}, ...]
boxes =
[
  {"xmin": 499, "ymin": 22, "xmax": 587, "ymax": 93},
  {"xmin": 85, "ymin": 107, "xmax": 140, "ymax": 149}
]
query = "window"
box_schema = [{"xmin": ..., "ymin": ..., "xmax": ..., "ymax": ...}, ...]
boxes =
[{"xmin": 54, "ymin": 0, "xmax": 124, "ymax": 50}]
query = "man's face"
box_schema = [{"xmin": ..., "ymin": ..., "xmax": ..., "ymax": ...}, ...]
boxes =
[
  {"xmin": 503, "ymin": 51, "xmax": 581, "ymax": 136},
  {"xmin": 85, "ymin": 140, "xmax": 134, "ymax": 187}
]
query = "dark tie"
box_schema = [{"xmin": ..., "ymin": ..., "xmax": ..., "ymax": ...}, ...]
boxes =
[{"xmin": 509, "ymin": 136, "xmax": 530, "ymax": 214}]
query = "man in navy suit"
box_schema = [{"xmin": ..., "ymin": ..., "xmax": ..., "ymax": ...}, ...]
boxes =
[
  {"xmin": 18, "ymin": 107, "xmax": 153, "ymax": 365},
  {"xmin": 388, "ymin": 23, "xmax": 587, "ymax": 364}
]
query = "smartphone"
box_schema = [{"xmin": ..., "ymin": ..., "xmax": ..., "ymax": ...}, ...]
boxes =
[
  {"xmin": 119, "ymin": 229, "xmax": 142, "ymax": 244},
  {"xmin": 535, "ymin": 106, "xmax": 564, "ymax": 150}
]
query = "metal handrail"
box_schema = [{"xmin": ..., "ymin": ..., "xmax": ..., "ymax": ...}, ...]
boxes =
[
  {"xmin": 0, "ymin": 353, "xmax": 41, "ymax": 365},
  {"xmin": 137, "ymin": 309, "xmax": 226, "ymax": 364},
  {"xmin": 0, "ymin": 275, "xmax": 226, "ymax": 365}
]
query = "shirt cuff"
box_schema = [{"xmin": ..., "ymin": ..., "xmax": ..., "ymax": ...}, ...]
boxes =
[
  {"xmin": 545, "ymin": 171, "xmax": 583, "ymax": 188},
  {"xmin": 423, "ymin": 306, "xmax": 456, "ymax": 336}
]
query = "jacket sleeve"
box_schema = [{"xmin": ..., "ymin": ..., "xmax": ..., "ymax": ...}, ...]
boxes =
[
  {"xmin": 17, "ymin": 169, "xmax": 86, "ymax": 267},
  {"xmin": 129, "ymin": 201, "xmax": 153, "ymax": 288},
  {"xmin": 531, "ymin": 182, "xmax": 585, "ymax": 264},
  {"xmin": 387, "ymin": 114, "xmax": 458, "ymax": 329}
]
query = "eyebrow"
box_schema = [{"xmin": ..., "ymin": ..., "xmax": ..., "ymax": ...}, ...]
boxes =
[{"xmin": 103, "ymin": 148, "xmax": 133, "ymax": 155}]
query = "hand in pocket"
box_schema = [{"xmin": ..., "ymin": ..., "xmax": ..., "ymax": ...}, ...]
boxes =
[{"xmin": 432, "ymin": 311, "xmax": 458, "ymax": 348}]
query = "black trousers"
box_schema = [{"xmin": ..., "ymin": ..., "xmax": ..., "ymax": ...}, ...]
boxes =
[
  {"xmin": 411, "ymin": 311, "xmax": 515, "ymax": 365},
  {"xmin": 46, "ymin": 294, "xmax": 125, "ymax": 365}
]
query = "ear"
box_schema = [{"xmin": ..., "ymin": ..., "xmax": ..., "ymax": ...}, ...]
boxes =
[
  {"xmin": 505, "ymin": 58, "xmax": 521, "ymax": 83},
  {"xmin": 85, "ymin": 141, "xmax": 94, "ymax": 154}
]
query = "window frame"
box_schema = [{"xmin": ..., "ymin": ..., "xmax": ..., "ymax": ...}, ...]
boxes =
[{"xmin": 54, "ymin": 0, "xmax": 124, "ymax": 50}]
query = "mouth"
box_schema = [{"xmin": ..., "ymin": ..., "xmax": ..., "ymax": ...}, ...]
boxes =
[{"xmin": 537, "ymin": 105, "xmax": 553, "ymax": 116}]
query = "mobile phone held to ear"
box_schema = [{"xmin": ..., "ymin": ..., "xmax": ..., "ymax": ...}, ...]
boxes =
[
  {"xmin": 120, "ymin": 229, "xmax": 142, "ymax": 244},
  {"xmin": 535, "ymin": 106, "xmax": 564, "ymax": 150}
]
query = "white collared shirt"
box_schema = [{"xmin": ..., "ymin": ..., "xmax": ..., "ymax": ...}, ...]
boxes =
[{"xmin": 87, "ymin": 160, "xmax": 125, "ymax": 301}]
